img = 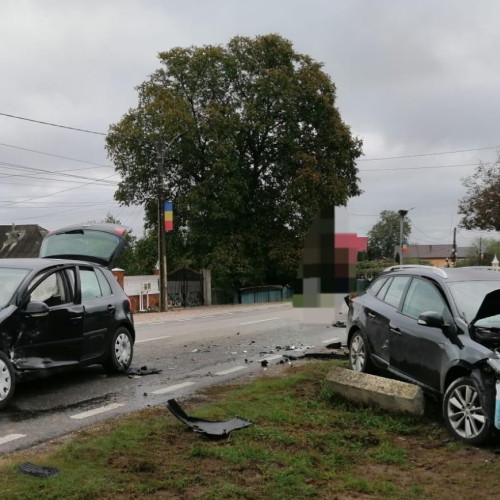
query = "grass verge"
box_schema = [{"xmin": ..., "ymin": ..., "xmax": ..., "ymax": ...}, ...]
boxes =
[{"xmin": 2, "ymin": 360, "xmax": 500, "ymax": 499}]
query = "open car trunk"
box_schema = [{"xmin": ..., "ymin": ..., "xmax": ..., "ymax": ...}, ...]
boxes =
[{"xmin": 39, "ymin": 223, "xmax": 128, "ymax": 267}]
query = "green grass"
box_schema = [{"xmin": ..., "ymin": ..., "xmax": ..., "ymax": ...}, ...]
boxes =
[{"xmin": 0, "ymin": 360, "xmax": 459, "ymax": 499}]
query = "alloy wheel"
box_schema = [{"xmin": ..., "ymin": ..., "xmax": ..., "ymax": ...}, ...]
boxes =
[
  {"xmin": 114, "ymin": 332, "xmax": 132, "ymax": 367},
  {"xmin": 446, "ymin": 383, "xmax": 486, "ymax": 440},
  {"xmin": 350, "ymin": 334, "xmax": 366, "ymax": 372},
  {"xmin": 0, "ymin": 358, "xmax": 12, "ymax": 401}
]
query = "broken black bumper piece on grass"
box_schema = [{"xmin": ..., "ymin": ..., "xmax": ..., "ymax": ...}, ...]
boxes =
[
  {"xmin": 19, "ymin": 462, "xmax": 59, "ymax": 478},
  {"xmin": 166, "ymin": 398, "xmax": 253, "ymax": 437}
]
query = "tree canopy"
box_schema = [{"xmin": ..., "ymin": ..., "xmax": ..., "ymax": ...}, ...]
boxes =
[
  {"xmin": 367, "ymin": 210, "xmax": 412, "ymax": 260},
  {"xmin": 106, "ymin": 34, "xmax": 362, "ymax": 291},
  {"xmin": 459, "ymin": 157, "xmax": 500, "ymax": 231}
]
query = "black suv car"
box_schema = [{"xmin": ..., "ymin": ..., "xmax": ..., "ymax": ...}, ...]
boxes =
[
  {"xmin": 346, "ymin": 265, "xmax": 500, "ymax": 444},
  {"xmin": 0, "ymin": 223, "xmax": 135, "ymax": 409}
]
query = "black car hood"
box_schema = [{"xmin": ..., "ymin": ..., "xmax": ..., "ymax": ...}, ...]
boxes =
[{"xmin": 472, "ymin": 289, "xmax": 500, "ymax": 325}]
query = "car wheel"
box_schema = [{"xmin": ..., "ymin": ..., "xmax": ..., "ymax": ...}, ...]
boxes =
[
  {"xmin": 443, "ymin": 376, "xmax": 493, "ymax": 445},
  {"xmin": 104, "ymin": 327, "xmax": 134, "ymax": 373},
  {"xmin": 349, "ymin": 330, "xmax": 372, "ymax": 373},
  {"xmin": 0, "ymin": 351, "xmax": 16, "ymax": 409}
]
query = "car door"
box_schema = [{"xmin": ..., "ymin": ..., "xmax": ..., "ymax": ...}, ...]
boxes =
[
  {"xmin": 389, "ymin": 277, "xmax": 449, "ymax": 391},
  {"xmin": 15, "ymin": 267, "xmax": 84, "ymax": 369},
  {"xmin": 361, "ymin": 277, "xmax": 393, "ymax": 365},
  {"xmin": 79, "ymin": 266, "xmax": 117, "ymax": 361}
]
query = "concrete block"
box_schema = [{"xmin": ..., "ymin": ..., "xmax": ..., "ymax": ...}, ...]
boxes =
[{"xmin": 325, "ymin": 366, "xmax": 425, "ymax": 416}]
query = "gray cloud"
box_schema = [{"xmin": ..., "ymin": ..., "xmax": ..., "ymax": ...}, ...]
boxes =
[{"xmin": 0, "ymin": 0, "xmax": 498, "ymax": 248}]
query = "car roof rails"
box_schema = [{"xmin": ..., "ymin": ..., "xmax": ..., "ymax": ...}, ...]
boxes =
[{"xmin": 383, "ymin": 264, "xmax": 448, "ymax": 278}]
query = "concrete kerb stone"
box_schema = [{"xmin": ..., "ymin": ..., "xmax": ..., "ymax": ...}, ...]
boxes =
[{"xmin": 325, "ymin": 366, "xmax": 425, "ymax": 416}]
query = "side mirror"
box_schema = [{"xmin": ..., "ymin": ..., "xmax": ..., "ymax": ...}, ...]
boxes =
[
  {"xmin": 23, "ymin": 301, "xmax": 49, "ymax": 318},
  {"xmin": 418, "ymin": 311, "xmax": 446, "ymax": 329}
]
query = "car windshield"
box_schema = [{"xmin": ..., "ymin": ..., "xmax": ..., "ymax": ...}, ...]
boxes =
[
  {"xmin": 448, "ymin": 280, "xmax": 500, "ymax": 322},
  {"xmin": 0, "ymin": 267, "xmax": 30, "ymax": 309}
]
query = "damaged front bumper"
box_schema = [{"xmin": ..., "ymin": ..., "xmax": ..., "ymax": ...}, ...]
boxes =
[{"xmin": 486, "ymin": 358, "xmax": 500, "ymax": 430}]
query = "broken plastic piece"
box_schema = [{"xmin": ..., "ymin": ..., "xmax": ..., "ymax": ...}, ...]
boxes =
[
  {"xmin": 19, "ymin": 462, "xmax": 59, "ymax": 478},
  {"xmin": 166, "ymin": 399, "xmax": 253, "ymax": 437},
  {"xmin": 325, "ymin": 341, "xmax": 342, "ymax": 349},
  {"xmin": 332, "ymin": 321, "xmax": 346, "ymax": 328},
  {"xmin": 126, "ymin": 366, "xmax": 162, "ymax": 376}
]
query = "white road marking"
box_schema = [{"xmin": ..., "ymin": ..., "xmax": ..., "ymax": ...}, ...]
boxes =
[
  {"xmin": 70, "ymin": 403, "xmax": 125, "ymax": 420},
  {"xmin": 239, "ymin": 317, "xmax": 280, "ymax": 326},
  {"xmin": 215, "ymin": 366, "xmax": 247, "ymax": 376},
  {"xmin": 0, "ymin": 434, "xmax": 26, "ymax": 445},
  {"xmin": 322, "ymin": 338, "xmax": 341, "ymax": 344},
  {"xmin": 151, "ymin": 381, "xmax": 195, "ymax": 395},
  {"xmin": 136, "ymin": 335, "xmax": 171, "ymax": 344}
]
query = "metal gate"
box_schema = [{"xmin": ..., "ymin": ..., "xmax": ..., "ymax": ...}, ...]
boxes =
[{"xmin": 167, "ymin": 267, "xmax": 204, "ymax": 308}]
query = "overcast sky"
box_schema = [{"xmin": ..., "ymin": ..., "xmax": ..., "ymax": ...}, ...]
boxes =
[{"xmin": 1, "ymin": 0, "xmax": 499, "ymax": 249}]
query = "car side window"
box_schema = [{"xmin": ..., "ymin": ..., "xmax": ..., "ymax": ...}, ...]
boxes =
[
  {"xmin": 383, "ymin": 276, "xmax": 411, "ymax": 308},
  {"xmin": 95, "ymin": 268, "xmax": 113, "ymax": 297},
  {"xmin": 80, "ymin": 268, "xmax": 103, "ymax": 301},
  {"xmin": 402, "ymin": 278, "xmax": 447, "ymax": 319},
  {"xmin": 376, "ymin": 277, "xmax": 392, "ymax": 300},
  {"xmin": 368, "ymin": 277, "xmax": 388, "ymax": 296},
  {"xmin": 30, "ymin": 271, "xmax": 67, "ymax": 306}
]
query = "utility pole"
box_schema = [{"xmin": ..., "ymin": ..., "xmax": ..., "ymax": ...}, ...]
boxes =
[
  {"xmin": 398, "ymin": 210, "xmax": 408, "ymax": 265},
  {"xmin": 451, "ymin": 227, "xmax": 457, "ymax": 267},
  {"xmin": 155, "ymin": 131, "xmax": 186, "ymax": 312}
]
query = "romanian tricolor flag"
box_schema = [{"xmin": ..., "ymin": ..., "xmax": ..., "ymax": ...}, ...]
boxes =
[
  {"xmin": 402, "ymin": 238, "xmax": 408, "ymax": 254},
  {"xmin": 164, "ymin": 201, "xmax": 173, "ymax": 232}
]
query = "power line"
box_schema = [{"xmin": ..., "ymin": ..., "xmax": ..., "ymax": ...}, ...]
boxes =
[
  {"xmin": 358, "ymin": 162, "xmax": 483, "ymax": 173},
  {"xmin": 0, "ymin": 141, "xmax": 113, "ymax": 168},
  {"xmin": 359, "ymin": 146, "xmax": 500, "ymax": 161},
  {"xmin": 0, "ymin": 172, "xmax": 118, "ymax": 209},
  {"xmin": 0, "ymin": 161, "xmax": 118, "ymax": 185},
  {"xmin": 0, "ymin": 112, "xmax": 107, "ymax": 136}
]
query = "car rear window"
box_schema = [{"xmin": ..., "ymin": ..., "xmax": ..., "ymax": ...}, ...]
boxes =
[{"xmin": 40, "ymin": 229, "xmax": 121, "ymax": 262}]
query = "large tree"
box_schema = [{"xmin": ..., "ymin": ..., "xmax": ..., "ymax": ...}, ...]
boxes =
[
  {"xmin": 459, "ymin": 157, "xmax": 500, "ymax": 231},
  {"xmin": 106, "ymin": 34, "xmax": 362, "ymax": 291},
  {"xmin": 368, "ymin": 210, "xmax": 412, "ymax": 260}
]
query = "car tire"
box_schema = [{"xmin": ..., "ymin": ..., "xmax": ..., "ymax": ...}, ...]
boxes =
[
  {"xmin": 0, "ymin": 351, "xmax": 16, "ymax": 409},
  {"xmin": 443, "ymin": 376, "xmax": 493, "ymax": 445},
  {"xmin": 349, "ymin": 330, "xmax": 373, "ymax": 373},
  {"xmin": 104, "ymin": 327, "xmax": 134, "ymax": 373}
]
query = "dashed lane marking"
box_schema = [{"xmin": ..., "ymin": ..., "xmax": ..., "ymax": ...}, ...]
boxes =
[
  {"xmin": 214, "ymin": 366, "xmax": 247, "ymax": 376},
  {"xmin": 0, "ymin": 434, "xmax": 26, "ymax": 446},
  {"xmin": 239, "ymin": 317, "xmax": 280, "ymax": 326},
  {"xmin": 322, "ymin": 338, "xmax": 341, "ymax": 344},
  {"xmin": 70, "ymin": 403, "xmax": 125, "ymax": 420},
  {"xmin": 136, "ymin": 335, "xmax": 171, "ymax": 344},
  {"xmin": 151, "ymin": 381, "xmax": 195, "ymax": 395}
]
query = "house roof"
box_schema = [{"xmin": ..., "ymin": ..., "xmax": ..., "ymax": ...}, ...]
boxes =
[
  {"xmin": 0, "ymin": 224, "xmax": 49, "ymax": 258},
  {"xmin": 393, "ymin": 244, "xmax": 474, "ymax": 260}
]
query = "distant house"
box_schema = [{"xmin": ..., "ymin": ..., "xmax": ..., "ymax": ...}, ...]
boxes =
[
  {"xmin": 393, "ymin": 244, "xmax": 474, "ymax": 268},
  {"xmin": 0, "ymin": 224, "xmax": 49, "ymax": 258}
]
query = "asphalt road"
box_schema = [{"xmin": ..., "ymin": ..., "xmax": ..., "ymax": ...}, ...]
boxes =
[{"xmin": 0, "ymin": 303, "xmax": 347, "ymax": 455}]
